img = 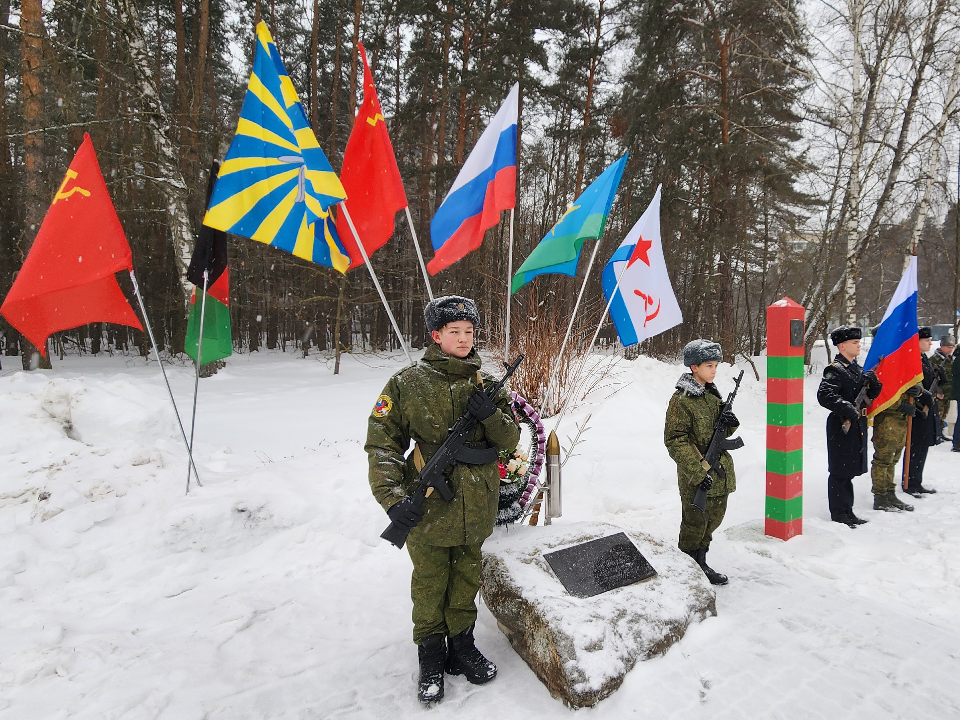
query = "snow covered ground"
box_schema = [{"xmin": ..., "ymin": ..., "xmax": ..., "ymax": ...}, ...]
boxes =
[{"xmin": 1, "ymin": 347, "xmax": 958, "ymax": 719}]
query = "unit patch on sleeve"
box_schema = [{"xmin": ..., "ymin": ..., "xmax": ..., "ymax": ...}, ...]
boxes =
[{"xmin": 373, "ymin": 394, "xmax": 393, "ymax": 418}]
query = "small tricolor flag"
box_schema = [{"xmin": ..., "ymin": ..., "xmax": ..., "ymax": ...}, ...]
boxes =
[
  {"xmin": 864, "ymin": 255, "xmax": 923, "ymax": 417},
  {"xmin": 203, "ymin": 22, "xmax": 350, "ymax": 273},
  {"xmin": 601, "ymin": 186, "xmax": 682, "ymax": 346},
  {"xmin": 1, "ymin": 134, "xmax": 142, "ymax": 356},
  {"xmin": 428, "ymin": 84, "xmax": 518, "ymax": 275},
  {"xmin": 185, "ymin": 162, "xmax": 233, "ymax": 365},
  {"xmin": 511, "ymin": 154, "xmax": 627, "ymax": 294}
]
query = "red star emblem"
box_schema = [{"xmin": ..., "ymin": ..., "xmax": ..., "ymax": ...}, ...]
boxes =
[{"xmin": 627, "ymin": 235, "xmax": 653, "ymax": 267}]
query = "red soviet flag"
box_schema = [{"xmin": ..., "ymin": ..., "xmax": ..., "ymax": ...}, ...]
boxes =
[
  {"xmin": 335, "ymin": 42, "xmax": 408, "ymax": 269},
  {"xmin": 1, "ymin": 133, "xmax": 142, "ymax": 356}
]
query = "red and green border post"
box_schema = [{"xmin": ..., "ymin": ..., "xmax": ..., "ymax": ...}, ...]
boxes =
[{"xmin": 766, "ymin": 297, "xmax": 805, "ymax": 540}]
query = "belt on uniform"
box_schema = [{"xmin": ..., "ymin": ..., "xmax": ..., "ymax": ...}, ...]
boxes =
[{"xmin": 412, "ymin": 440, "xmax": 499, "ymax": 471}]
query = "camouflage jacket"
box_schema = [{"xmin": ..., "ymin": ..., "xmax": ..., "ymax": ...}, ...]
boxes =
[
  {"xmin": 931, "ymin": 348, "xmax": 954, "ymax": 400},
  {"xmin": 365, "ymin": 344, "xmax": 520, "ymax": 546},
  {"xmin": 664, "ymin": 373, "xmax": 737, "ymax": 497}
]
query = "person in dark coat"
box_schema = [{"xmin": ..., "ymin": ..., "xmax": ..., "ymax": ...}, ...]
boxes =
[
  {"xmin": 905, "ymin": 327, "xmax": 940, "ymax": 497},
  {"xmin": 817, "ymin": 326, "xmax": 882, "ymax": 527}
]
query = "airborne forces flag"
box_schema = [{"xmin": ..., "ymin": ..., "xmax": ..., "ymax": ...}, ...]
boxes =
[{"xmin": 185, "ymin": 162, "xmax": 233, "ymax": 365}]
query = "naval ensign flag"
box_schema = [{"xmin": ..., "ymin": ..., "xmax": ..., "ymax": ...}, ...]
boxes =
[{"xmin": 601, "ymin": 186, "xmax": 683, "ymax": 346}]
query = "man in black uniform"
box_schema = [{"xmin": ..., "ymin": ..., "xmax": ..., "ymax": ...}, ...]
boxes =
[
  {"xmin": 817, "ymin": 326, "xmax": 882, "ymax": 527},
  {"xmin": 905, "ymin": 326, "xmax": 941, "ymax": 497}
]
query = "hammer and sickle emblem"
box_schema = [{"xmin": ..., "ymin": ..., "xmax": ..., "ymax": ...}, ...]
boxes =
[
  {"xmin": 633, "ymin": 290, "xmax": 662, "ymax": 327},
  {"xmin": 366, "ymin": 113, "xmax": 385, "ymax": 127},
  {"xmin": 54, "ymin": 170, "xmax": 91, "ymax": 204}
]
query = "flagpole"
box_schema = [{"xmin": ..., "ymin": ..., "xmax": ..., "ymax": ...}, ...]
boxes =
[
  {"xmin": 404, "ymin": 206, "xmax": 434, "ymax": 301},
  {"xmin": 341, "ymin": 204, "xmax": 414, "ymax": 365},
  {"xmin": 129, "ymin": 270, "xmax": 202, "ymax": 486},
  {"xmin": 505, "ymin": 208, "xmax": 515, "ymax": 361},
  {"xmin": 550, "ymin": 255, "xmax": 632, "ymax": 430},
  {"xmin": 544, "ymin": 237, "xmax": 604, "ymax": 414},
  {"xmin": 186, "ymin": 270, "xmax": 209, "ymax": 494}
]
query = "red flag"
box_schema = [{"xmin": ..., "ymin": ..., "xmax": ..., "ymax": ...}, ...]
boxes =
[
  {"xmin": 1, "ymin": 134, "xmax": 142, "ymax": 356},
  {"xmin": 335, "ymin": 42, "xmax": 408, "ymax": 269}
]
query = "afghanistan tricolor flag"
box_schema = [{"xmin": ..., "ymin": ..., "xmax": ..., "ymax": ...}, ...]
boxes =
[{"xmin": 185, "ymin": 161, "xmax": 233, "ymax": 365}]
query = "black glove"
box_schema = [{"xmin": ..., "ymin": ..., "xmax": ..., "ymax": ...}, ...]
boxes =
[
  {"xmin": 698, "ymin": 476, "xmax": 713, "ymax": 492},
  {"xmin": 865, "ymin": 370, "xmax": 882, "ymax": 396},
  {"xmin": 386, "ymin": 497, "xmax": 424, "ymax": 531},
  {"xmin": 906, "ymin": 384, "xmax": 922, "ymax": 398},
  {"xmin": 917, "ymin": 389, "xmax": 933, "ymax": 409},
  {"xmin": 466, "ymin": 391, "xmax": 497, "ymax": 421},
  {"xmin": 839, "ymin": 402, "xmax": 859, "ymax": 422},
  {"xmin": 719, "ymin": 408, "xmax": 739, "ymax": 428},
  {"xmin": 899, "ymin": 399, "xmax": 917, "ymax": 417}
]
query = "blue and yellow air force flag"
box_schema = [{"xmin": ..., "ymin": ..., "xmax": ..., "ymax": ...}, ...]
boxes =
[
  {"xmin": 601, "ymin": 186, "xmax": 682, "ymax": 346},
  {"xmin": 203, "ymin": 22, "xmax": 350, "ymax": 273}
]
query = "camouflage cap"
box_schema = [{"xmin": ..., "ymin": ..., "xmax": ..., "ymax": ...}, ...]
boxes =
[{"xmin": 424, "ymin": 295, "xmax": 480, "ymax": 333}]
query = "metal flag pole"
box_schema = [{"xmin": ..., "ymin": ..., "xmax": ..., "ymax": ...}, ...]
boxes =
[
  {"xmin": 186, "ymin": 269, "xmax": 209, "ymax": 494},
  {"xmin": 404, "ymin": 206, "xmax": 434, "ymax": 301},
  {"xmin": 341, "ymin": 204, "xmax": 414, "ymax": 365},
  {"xmin": 543, "ymin": 237, "xmax": 604, "ymax": 414},
  {"xmin": 551, "ymin": 256, "xmax": 633, "ymax": 430},
  {"xmin": 129, "ymin": 270, "xmax": 201, "ymax": 487},
  {"xmin": 505, "ymin": 208, "xmax": 515, "ymax": 361}
]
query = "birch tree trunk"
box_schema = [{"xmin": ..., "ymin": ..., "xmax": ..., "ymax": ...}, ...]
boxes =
[{"xmin": 113, "ymin": 0, "xmax": 194, "ymax": 306}]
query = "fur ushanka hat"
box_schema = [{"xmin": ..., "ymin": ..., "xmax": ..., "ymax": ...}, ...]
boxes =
[
  {"xmin": 424, "ymin": 295, "xmax": 480, "ymax": 333},
  {"xmin": 682, "ymin": 339, "xmax": 722, "ymax": 367}
]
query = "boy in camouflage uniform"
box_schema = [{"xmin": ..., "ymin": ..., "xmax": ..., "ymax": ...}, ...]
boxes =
[
  {"xmin": 664, "ymin": 339, "xmax": 739, "ymax": 586},
  {"xmin": 365, "ymin": 296, "xmax": 519, "ymax": 705}
]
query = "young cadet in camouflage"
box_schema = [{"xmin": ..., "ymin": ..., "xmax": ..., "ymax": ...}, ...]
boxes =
[
  {"xmin": 365, "ymin": 295, "xmax": 519, "ymax": 706},
  {"xmin": 930, "ymin": 335, "xmax": 954, "ymax": 438},
  {"xmin": 816, "ymin": 326, "xmax": 881, "ymax": 527},
  {"xmin": 664, "ymin": 339, "xmax": 739, "ymax": 586}
]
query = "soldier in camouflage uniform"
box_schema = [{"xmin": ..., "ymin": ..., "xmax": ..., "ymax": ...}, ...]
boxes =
[
  {"xmin": 930, "ymin": 335, "xmax": 954, "ymax": 439},
  {"xmin": 869, "ymin": 326, "xmax": 926, "ymax": 511},
  {"xmin": 665, "ymin": 339, "xmax": 739, "ymax": 586},
  {"xmin": 365, "ymin": 295, "xmax": 519, "ymax": 705}
]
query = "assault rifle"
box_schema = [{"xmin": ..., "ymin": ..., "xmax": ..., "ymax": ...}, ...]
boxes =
[
  {"xmin": 692, "ymin": 370, "xmax": 745, "ymax": 513},
  {"xmin": 842, "ymin": 384, "xmax": 870, "ymax": 434},
  {"xmin": 381, "ymin": 354, "xmax": 525, "ymax": 549}
]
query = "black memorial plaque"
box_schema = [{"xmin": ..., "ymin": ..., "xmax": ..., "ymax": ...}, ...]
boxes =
[
  {"xmin": 543, "ymin": 532, "xmax": 657, "ymax": 598},
  {"xmin": 790, "ymin": 318, "xmax": 804, "ymax": 347}
]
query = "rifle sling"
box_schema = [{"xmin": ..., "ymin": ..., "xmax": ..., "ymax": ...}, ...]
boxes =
[{"xmin": 413, "ymin": 440, "xmax": 499, "ymax": 471}]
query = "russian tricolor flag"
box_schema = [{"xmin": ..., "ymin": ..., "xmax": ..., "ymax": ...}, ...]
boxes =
[
  {"xmin": 427, "ymin": 84, "xmax": 518, "ymax": 275},
  {"xmin": 864, "ymin": 255, "xmax": 924, "ymax": 417}
]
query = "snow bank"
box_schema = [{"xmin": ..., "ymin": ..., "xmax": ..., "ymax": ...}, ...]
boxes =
[{"xmin": 0, "ymin": 349, "xmax": 958, "ymax": 718}]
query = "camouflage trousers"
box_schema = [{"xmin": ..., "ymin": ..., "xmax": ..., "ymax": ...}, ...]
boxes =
[
  {"xmin": 939, "ymin": 398, "xmax": 951, "ymax": 426},
  {"xmin": 678, "ymin": 490, "xmax": 729, "ymax": 552},
  {"xmin": 406, "ymin": 537, "xmax": 483, "ymax": 644},
  {"xmin": 871, "ymin": 409, "xmax": 907, "ymax": 495}
]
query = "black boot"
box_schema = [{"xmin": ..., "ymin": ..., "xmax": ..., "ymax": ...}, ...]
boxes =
[
  {"xmin": 849, "ymin": 513, "xmax": 868, "ymax": 525},
  {"xmin": 417, "ymin": 634, "xmax": 446, "ymax": 705},
  {"xmin": 445, "ymin": 623, "xmax": 497, "ymax": 684},
  {"xmin": 695, "ymin": 548, "xmax": 728, "ymax": 586}
]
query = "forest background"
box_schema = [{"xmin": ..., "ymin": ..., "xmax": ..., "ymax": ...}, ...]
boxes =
[{"xmin": 1, "ymin": 0, "xmax": 959, "ymax": 382}]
